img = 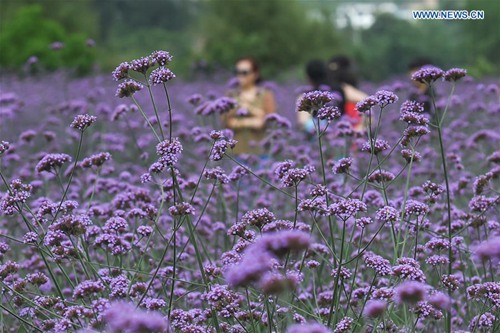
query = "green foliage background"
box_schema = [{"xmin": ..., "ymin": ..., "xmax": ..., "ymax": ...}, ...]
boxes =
[{"xmin": 0, "ymin": 0, "xmax": 498, "ymax": 80}]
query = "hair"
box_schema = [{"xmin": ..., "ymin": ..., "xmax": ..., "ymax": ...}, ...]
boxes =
[
  {"xmin": 235, "ymin": 57, "xmax": 262, "ymax": 84},
  {"xmin": 306, "ymin": 60, "xmax": 328, "ymax": 89},
  {"xmin": 408, "ymin": 57, "xmax": 433, "ymax": 71},
  {"xmin": 327, "ymin": 55, "xmax": 359, "ymax": 87}
]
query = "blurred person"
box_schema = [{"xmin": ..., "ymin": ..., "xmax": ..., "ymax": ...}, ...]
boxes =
[
  {"xmin": 223, "ymin": 57, "xmax": 276, "ymax": 157},
  {"xmin": 327, "ymin": 55, "xmax": 368, "ymax": 133},
  {"xmin": 408, "ymin": 57, "xmax": 434, "ymax": 113}
]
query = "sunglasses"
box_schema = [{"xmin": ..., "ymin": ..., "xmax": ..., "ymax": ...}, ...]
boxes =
[{"xmin": 234, "ymin": 69, "xmax": 253, "ymax": 76}]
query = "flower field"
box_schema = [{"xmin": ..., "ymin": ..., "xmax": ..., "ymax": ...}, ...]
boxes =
[{"xmin": 0, "ymin": 52, "xmax": 498, "ymax": 332}]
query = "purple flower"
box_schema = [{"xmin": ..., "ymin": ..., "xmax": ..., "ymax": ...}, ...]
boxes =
[
  {"xmin": 297, "ymin": 90, "xmax": 337, "ymax": 114},
  {"xmin": 363, "ymin": 300, "xmax": 387, "ymax": 318},
  {"xmin": 356, "ymin": 95, "xmax": 378, "ymax": 113},
  {"xmin": 116, "ymin": 80, "xmax": 143, "ymax": 98},
  {"xmin": 394, "ymin": 281, "xmax": 428, "ymax": 304},
  {"xmin": 168, "ymin": 202, "xmax": 195, "ymax": 216},
  {"xmin": 286, "ymin": 322, "xmax": 331, "ymax": 333},
  {"xmin": 50, "ymin": 41, "xmax": 64, "ymax": 50},
  {"xmin": 317, "ymin": 105, "xmax": 341, "ymax": 122},
  {"xmin": 375, "ymin": 90, "xmax": 398, "ymax": 107},
  {"xmin": 474, "ymin": 237, "xmax": 500, "ymax": 262},
  {"xmin": 468, "ymin": 312, "xmax": 495, "ymax": 331},
  {"xmin": 0, "ymin": 141, "xmax": 10, "ymax": 155},
  {"xmin": 257, "ymin": 230, "xmax": 312, "ymax": 257},
  {"xmin": 71, "ymin": 114, "xmax": 96, "ymax": 131},
  {"xmin": 428, "ymin": 292, "xmax": 451, "ymax": 310},
  {"xmin": 364, "ymin": 252, "xmax": 392, "ymax": 276},
  {"xmin": 444, "ymin": 68, "xmax": 467, "ymax": 82},
  {"xmin": 73, "ymin": 280, "xmax": 104, "ymax": 299},
  {"xmin": 150, "ymin": 50, "xmax": 173, "ymax": 67},
  {"xmin": 130, "ymin": 56, "xmax": 154, "ymax": 74},
  {"xmin": 332, "ymin": 157, "xmax": 353, "ymax": 174},
  {"xmin": 225, "ymin": 251, "xmax": 274, "ymax": 288},
  {"xmin": 104, "ymin": 301, "xmax": 172, "ymax": 333},
  {"xmin": 240, "ymin": 208, "xmax": 275, "ymax": 229},
  {"xmin": 333, "ymin": 317, "xmax": 354, "ymax": 333},
  {"xmin": 360, "ymin": 138, "xmax": 390, "ymax": 155},
  {"xmin": 187, "ymin": 93, "xmax": 203, "ymax": 106},
  {"xmin": 195, "ymin": 97, "xmax": 237, "ymax": 115},
  {"xmin": 149, "ymin": 67, "xmax": 176, "ymax": 85},
  {"xmin": 156, "ymin": 138, "xmax": 183, "ymax": 167},
  {"xmin": 411, "ymin": 65, "xmax": 444, "ymax": 84},
  {"xmin": 81, "ymin": 152, "xmax": 111, "ymax": 168},
  {"xmin": 112, "ymin": 62, "xmax": 130, "ymax": 81},
  {"xmin": 36, "ymin": 153, "xmax": 72, "ymax": 173}
]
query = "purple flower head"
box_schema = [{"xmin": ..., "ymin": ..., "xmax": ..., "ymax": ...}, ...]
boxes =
[
  {"xmin": 363, "ymin": 300, "xmax": 387, "ymax": 318},
  {"xmin": 81, "ymin": 152, "xmax": 111, "ymax": 168},
  {"xmin": 257, "ymin": 272, "xmax": 296, "ymax": 294},
  {"xmin": 240, "ymin": 208, "xmax": 275, "ymax": 229},
  {"xmin": 297, "ymin": 90, "xmax": 337, "ymax": 114},
  {"xmin": 104, "ymin": 301, "xmax": 172, "ymax": 332},
  {"xmin": 411, "ymin": 65, "xmax": 444, "ymax": 84},
  {"xmin": 50, "ymin": 41, "xmax": 64, "ymax": 50},
  {"xmin": 473, "ymin": 237, "xmax": 500, "ymax": 262},
  {"xmin": 360, "ymin": 138, "xmax": 390, "ymax": 155},
  {"xmin": 400, "ymin": 100, "xmax": 424, "ymax": 114},
  {"xmin": 317, "ymin": 105, "xmax": 341, "ymax": 122},
  {"xmin": 286, "ymin": 322, "xmax": 331, "ymax": 333},
  {"xmin": 332, "ymin": 157, "xmax": 353, "ymax": 174},
  {"xmin": 150, "ymin": 50, "xmax": 173, "ymax": 67},
  {"xmin": 356, "ymin": 95, "xmax": 379, "ymax": 113},
  {"xmin": 71, "ymin": 114, "xmax": 96, "ymax": 131},
  {"xmin": 444, "ymin": 68, "xmax": 467, "ymax": 82},
  {"xmin": 265, "ymin": 113, "xmax": 292, "ymax": 128},
  {"xmin": 27, "ymin": 55, "xmax": 38, "ymax": 65},
  {"xmin": 225, "ymin": 251, "xmax": 274, "ymax": 288},
  {"xmin": 333, "ymin": 317, "xmax": 354, "ymax": 333},
  {"xmin": 468, "ymin": 312, "xmax": 495, "ymax": 331},
  {"xmin": 210, "ymin": 138, "xmax": 237, "ymax": 161},
  {"xmin": 256, "ymin": 230, "xmax": 312, "ymax": 257},
  {"xmin": 73, "ymin": 280, "xmax": 104, "ymax": 299},
  {"xmin": 36, "ymin": 153, "xmax": 72, "ymax": 173},
  {"xmin": 168, "ymin": 202, "xmax": 195, "ymax": 216},
  {"xmin": 428, "ymin": 292, "xmax": 451, "ymax": 310},
  {"xmin": 328, "ymin": 198, "xmax": 367, "ymax": 220},
  {"xmin": 0, "ymin": 141, "xmax": 10, "ymax": 155},
  {"xmin": 195, "ymin": 97, "xmax": 237, "ymax": 115},
  {"xmin": 394, "ymin": 281, "xmax": 428, "ymax": 304},
  {"xmin": 364, "ymin": 252, "xmax": 392, "ymax": 276},
  {"xmin": 187, "ymin": 93, "xmax": 203, "ymax": 106},
  {"xmin": 112, "ymin": 62, "xmax": 130, "ymax": 81},
  {"xmin": 116, "ymin": 80, "xmax": 143, "ymax": 98},
  {"xmin": 149, "ymin": 67, "xmax": 176, "ymax": 85},
  {"xmin": 375, "ymin": 90, "xmax": 398, "ymax": 107},
  {"xmin": 156, "ymin": 137, "xmax": 183, "ymax": 167},
  {"xmin": 130, "ymin": 56, "xmax": 154, "ymax": 74}
]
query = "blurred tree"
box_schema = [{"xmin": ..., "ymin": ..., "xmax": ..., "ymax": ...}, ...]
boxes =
[
  {"xmin": 200, "ymin": 0, "xmax": 340, "ymax": 78},
  {"xmin": 90, "ymin": 0, "xmax": 199, "ymax": 73},
  {"xmin": 0, "ymin": 5, "xmax": 95, "ymax": 74},
  {"xmin": 92, "ymin": 0, "xmax": 195, "ymax": 42},
  {"xmin": 0, "ymin": 0, "xmax": 98, "ymax": 37},
  {"xmin": 352, "ymin": 12, "xmax": 468, "ymax": 81},
  {"xmin": 462, "ymin": 0, "xmax": 500, "ymax": 75}
]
